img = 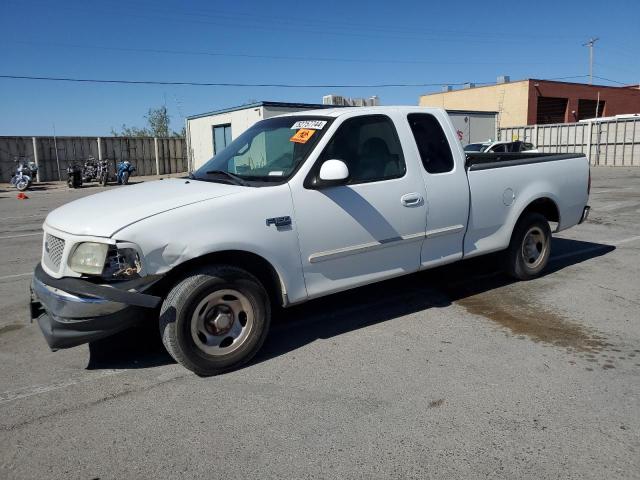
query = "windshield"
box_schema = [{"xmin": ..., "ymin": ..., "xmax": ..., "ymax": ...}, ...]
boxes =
[{"xmin": 193, "ymin": 116, "xmax": 332, "ymax": 185}]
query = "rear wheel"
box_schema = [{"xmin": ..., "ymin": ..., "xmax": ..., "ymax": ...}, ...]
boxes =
[
  {"xmin": 505, "ymin": 212, "xmax": 551, "ymax": 280},
  {"xmin": 121, "ymin": 171, "xmax": 130, "ymax": 185},
  {"xmin": 159, "ymin": 265, "xmax": 271, "ymax": 376}
]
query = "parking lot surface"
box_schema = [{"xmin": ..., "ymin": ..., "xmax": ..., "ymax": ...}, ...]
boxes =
[{"xmin": 0, "ymin": 168, "xmax": 639, "ymax": 479}]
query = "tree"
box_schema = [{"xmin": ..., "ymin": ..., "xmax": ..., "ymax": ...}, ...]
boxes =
[
  {"xmin": 112, "ymin": 106, "xmax": 184, "ymax": 137},
  {"xmin": 146, "ymin": 105, "xmax": 171, "ymax": 137}
]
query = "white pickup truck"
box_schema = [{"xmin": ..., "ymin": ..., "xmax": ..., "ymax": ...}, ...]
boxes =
[{"xmin": 30, "ymin": 107, "xmax": 591, "ymax": 375}]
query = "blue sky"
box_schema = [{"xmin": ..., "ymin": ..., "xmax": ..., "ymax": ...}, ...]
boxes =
[{"xmin": 1, "ymin": 0, "xmax": 638, "ymax": 135}]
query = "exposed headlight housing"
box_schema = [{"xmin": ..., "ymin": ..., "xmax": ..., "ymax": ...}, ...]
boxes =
[
  {"xmin": 68, "ymin": 242, "xmax": 109, "ymax": 275},
  {"xmin": 102, "ymin": 246, "xmax": 142, "ymax": 280}
]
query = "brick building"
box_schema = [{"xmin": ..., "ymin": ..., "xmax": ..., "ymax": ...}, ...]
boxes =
[{"xmin": 419, "ymin": 78, "xmax": 640, "ymax": 127}]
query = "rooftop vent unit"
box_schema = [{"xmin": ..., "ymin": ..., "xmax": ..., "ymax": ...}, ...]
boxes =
[
  {"xmin": 497, "ymin": 75, "xmax": 511, "ymax": 84},
  {"xmin": 322, "ymin": 94, "xmax": 380, "ymax": 106},
  {"xmin": 464, "ymin": 83, "xmax": 476, "ymax": 89},
  {"xmin": 442, "ymin": 85, "xmax": 453, "ymax": 92}
]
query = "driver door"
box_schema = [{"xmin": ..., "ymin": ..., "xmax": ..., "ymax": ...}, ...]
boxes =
[{"xmin": 291, "ymin": 114, "xmax": 427, "ymax": 298}]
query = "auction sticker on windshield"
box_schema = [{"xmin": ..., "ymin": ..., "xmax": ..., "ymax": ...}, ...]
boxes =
[
  {"xmin": 291, "ymin": 120, "xmax": 327, "ymax": 130},
  {"xmin": 290, "ymin": 128, "xmax": 316, "ymax": 143}
]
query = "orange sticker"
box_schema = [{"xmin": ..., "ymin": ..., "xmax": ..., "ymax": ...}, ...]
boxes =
[{"xmin": 290, "ymin": 128, "xmax": 315, "ymax": 144}]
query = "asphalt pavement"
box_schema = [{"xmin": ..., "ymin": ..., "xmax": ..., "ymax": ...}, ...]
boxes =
[{"xmin": 0, "ymin": 168, "xmax": 638, "ymax": 479}]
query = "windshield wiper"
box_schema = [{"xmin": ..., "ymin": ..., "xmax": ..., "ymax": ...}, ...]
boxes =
[{"xmin": 204, "ymin": 170, "xmax": 250, "ymax": 186}]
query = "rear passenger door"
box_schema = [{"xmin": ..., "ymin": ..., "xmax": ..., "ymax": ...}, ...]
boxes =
[{"xmin": 407, "ymin": 113, "xmax": 470, "ymax": 268}]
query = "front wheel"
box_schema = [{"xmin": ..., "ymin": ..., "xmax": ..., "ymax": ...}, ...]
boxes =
[
  {"xmin": 121, "ymin": 171, "xmax": 129, "ymax": 185},
  {"xmin": 159, "ymin": 265, "xmax": 271, "ymax": 376},
  {"xmin": 100, "ymin": 173, "xmax": 108, "ymax": 186},
  {"xmin": 15, "ymin": 179, "xmax": 29, "ymax": 191},
  {"xmin": 505, "ymin": 212, "xmax": 551, "ymax": 280}
]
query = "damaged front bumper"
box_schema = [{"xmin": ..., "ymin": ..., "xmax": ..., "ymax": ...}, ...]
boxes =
[{"xmin": 29, "ymin": 263, "xmax": 162, "ymax": 350}]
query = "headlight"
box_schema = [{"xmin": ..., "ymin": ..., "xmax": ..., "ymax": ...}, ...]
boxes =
[
  {"xmin": 68, "ymin": 243, "xmax": 142, "ymax": 279},
  {"xmin": 68, "ymin": 242, "xmax": 109, "ymax": 275}
]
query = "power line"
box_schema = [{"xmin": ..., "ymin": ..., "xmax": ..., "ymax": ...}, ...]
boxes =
[
  {"xmin": 4, "ymin": 0, "xmax": 587, "ymax": 46},
  {"xmin": 0, "ymin": 74, "xmax": 488, "ymax": 88},
  {"xmin": 592, "ymin": 75, "xmax": 631, "ymax": 86},
  {"xmin": 1, "ymin": 73, "xmax": 623, "ymax": 89},
  {"xmin": 7, "ymin": 41, "xmax": 582, "ymax": 67}
]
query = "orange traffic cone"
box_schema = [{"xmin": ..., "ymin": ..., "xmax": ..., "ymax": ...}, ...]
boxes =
[{"xmin": 16, "ymin": 192, "xmax": 29, "ymax": 200}]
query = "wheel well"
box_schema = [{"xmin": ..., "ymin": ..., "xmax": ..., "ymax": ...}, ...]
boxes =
[
  {"xmin": 520, "ymin": 197, "xmax": 559, "ymax": 223},
  {"xmin": 156, "ymin": 250, "xmax": 286, "ymax": 307}
]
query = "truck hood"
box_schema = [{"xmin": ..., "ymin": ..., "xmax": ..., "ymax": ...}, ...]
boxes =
[{"xmin": 45, "ymin": 178, "xmax": 245, "ymax": 237}]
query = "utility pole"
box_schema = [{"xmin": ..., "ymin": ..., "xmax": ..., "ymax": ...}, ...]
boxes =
[{"xmin": 583, "ymin": 37, "xmax": 599, "ymax": 84}]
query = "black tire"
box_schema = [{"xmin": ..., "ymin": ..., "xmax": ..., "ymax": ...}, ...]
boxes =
[
  {"xmin": 16, "ymin": 179, "xmax": 28, "ymax": 191},
  {"xmin": 122, "ymin": 171, "xmax": 129, "ymax": 185},
  {"xmin": 159, "ymin": 265, "xmax": 271, "ymax": 376},
  {"xmin": 505, "ymin": 212, "xmax": 551, "ymax": 280}
]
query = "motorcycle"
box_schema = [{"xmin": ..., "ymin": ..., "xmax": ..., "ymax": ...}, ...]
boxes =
[
  {"xmin": 67, "ymin": 164, "xmax": 83, "ymax": 189},
  {"xmin": 116, "ymin": 160, "xmax": 136, "ymax": 185},
  {"xmin": 81, "ymin": 156, "xmax": 110, "ymax": 186},
  {"xmin": 10, "ymin": 158, "xmax": 38, "ymax": 191},
  {"xmin": 81, "ymin": 156, "xmax": 98, "ymax": 183}
]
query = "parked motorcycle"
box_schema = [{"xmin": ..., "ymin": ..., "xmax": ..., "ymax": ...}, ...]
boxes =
[
  {"xmin": 116, "ymin": 160, "xmax": 136, "ymax": 185},
  {"xmin": 10, "ymin": 158, "xmax": 38, "ymax": 191},
  {"xmin": 81, "ymin": 156, "xmax": 110, "ymax": 186},
  {"xmin": 96, "ymin": 158, "xmax": 109, "ymax": 186},
  {"xmin": 81, "ymin": 156, "xmax": 98, "ymax": 183},
  {"xmin": 67, "ymin": 164, "xmax": 83, "ymax": 189}
]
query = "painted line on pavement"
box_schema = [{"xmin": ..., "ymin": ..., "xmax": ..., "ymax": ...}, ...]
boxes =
[
  {"xmin": 551, "ymin": 234, "xmax": 640, "ymax": 263},
  {"xmin": 0, "ymin": 232, "xmax": 42, "ymax": 240},
  {"xmin": 0, "ymin": 272, "xmax": 32, "ymax": 281},
  {"xmin": 609, "ymin": 234, "xmax": 640, "ymax": 246},
  {"xmin": 0, "ymin": 370, "xmax": 127, "ymax": 405},
  {"xmin": 0, "ymin": 214, "xmax": 46, "ymax": 221}
]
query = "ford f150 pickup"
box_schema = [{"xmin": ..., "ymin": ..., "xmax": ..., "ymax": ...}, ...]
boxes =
[{"xmin": 30, "ymin": 107, "xmax": 591, "ymax": 375}]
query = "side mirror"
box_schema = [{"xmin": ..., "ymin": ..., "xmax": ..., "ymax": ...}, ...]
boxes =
[{"xmin": 318, "ymin": 159, "xmax": 349, "ymax": 184}]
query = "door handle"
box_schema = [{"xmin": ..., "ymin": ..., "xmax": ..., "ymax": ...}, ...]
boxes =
[{"xmin": 400, "ymin": 193, "xmax": 423, "ymax": 207}]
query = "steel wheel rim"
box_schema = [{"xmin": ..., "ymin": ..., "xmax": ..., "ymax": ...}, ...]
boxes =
[
  {"xmin": 190, "ymin": 289, "xmax": 254, "ymax": 356},
  {"xmin": 521, "ymin": 226, "xmax": 547, "ymax": 269}
]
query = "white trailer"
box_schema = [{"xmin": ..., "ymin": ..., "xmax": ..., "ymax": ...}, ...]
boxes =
[{"xmin": 447, "ymin": 110, "xmax": 498, "ymax": 146}]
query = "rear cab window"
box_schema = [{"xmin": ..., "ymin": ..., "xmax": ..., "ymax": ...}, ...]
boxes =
[{"xmin": 407, "ymin": 113, "xmax": 455, "ymax": 174}]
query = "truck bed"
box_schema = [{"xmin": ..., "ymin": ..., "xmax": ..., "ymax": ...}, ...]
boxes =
[
  {"xmin": 462, "ymin": 152, "xmax": 590, "ymax": 259},
  {"xmin": 465, "ymin": 152, "xmax": 582, "ymax": 170}
]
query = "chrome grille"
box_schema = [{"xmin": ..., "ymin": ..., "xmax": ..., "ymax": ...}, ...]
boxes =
[{"xmin": 43, "ymin": 234, "xmax": 65, "ymax": 271}]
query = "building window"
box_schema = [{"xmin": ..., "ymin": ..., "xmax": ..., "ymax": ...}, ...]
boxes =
[
  {"xmin": 536, "ymin": 97, "xmax": 568, "ymax": 124},
  {"xmin": 213, "ymin": 124, "xmax": 232, "ymax": 155},
  {"xmin": 577, "ymin": 99, "xmax": 605, "ymax": 120}
]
